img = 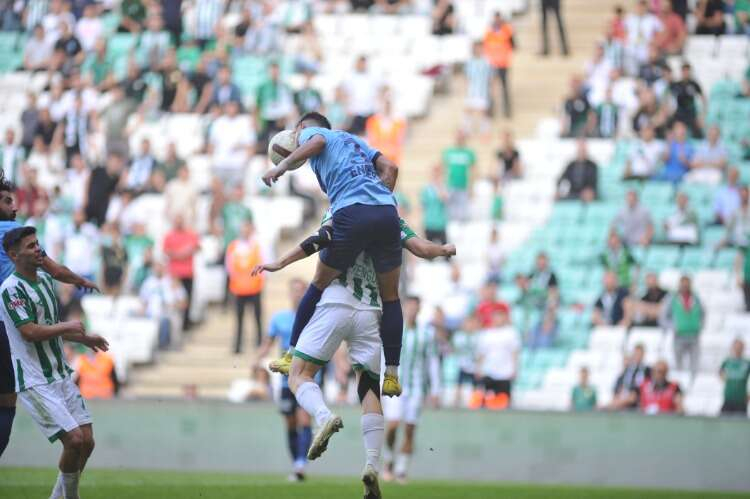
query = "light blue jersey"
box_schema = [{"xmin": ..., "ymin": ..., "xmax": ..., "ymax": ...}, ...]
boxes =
[
  {"xmin": 298, "ymin": 127, "xmax": 396, "ymax": 213},
  {"xmin": 269, "ymin": 310, "xmax": 295, "ymax": 351},
  {"xmin": 0, "ymin": 220, "xmax": 22, "ymax": 284}
]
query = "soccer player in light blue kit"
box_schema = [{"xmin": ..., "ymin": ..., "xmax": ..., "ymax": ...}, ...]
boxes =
[{"xmin": 262, "ymin": 112, "xmax": 405, "ymax": 396}]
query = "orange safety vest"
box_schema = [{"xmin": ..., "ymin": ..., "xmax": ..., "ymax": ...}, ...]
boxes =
[
  {"xmin": 77, "ymin": 353, "xmax": 115, "ymax": 400},
  {"xmin": 226, "ymin": 238, "xmax": 264, "ymax": 296},
  {"xmin": 483, "ymin": 24, "xmax": 514, "ymax": 68},
  {"xmin": 366, "ymin": 114, "xmax": 406, "ymax": 164}
]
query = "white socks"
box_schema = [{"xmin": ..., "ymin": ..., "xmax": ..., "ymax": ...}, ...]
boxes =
[
  {"xmin": 361, "ymin": 413, "xmax": 384, "ymax": 472},
  {"xmin": 49, "ymin": 472, "xmax": 63, "ymax": 499},
  {"xmin": 395, "ymin": 453, "xmax": 410, "ymax": 477},
  {"xmin": 61, "ymin": 471, "xmax": 80, "ymax": 499},
  {"xmin": 295, "ymin": 382, "xmax": 332, "ymax": 427}
]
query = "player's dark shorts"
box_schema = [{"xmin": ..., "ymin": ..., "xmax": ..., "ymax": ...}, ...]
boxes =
[
  {"xmin": 481, "ymin": 377, "xmax": 512, "ymax": 398},
  {"xmin": 457, "ymin": 369, "xmax": 476, "ymax": 387},
  {"xmin": 321, "ymin": 203, "xmax": 402, "ymax": 273},
  {"xmin": 279, "ymin": 387, "xmax": 299, "ymax": 416},
  {"xmin": 0, "ymin": 321, "xmax": 14, "ymax": 395}
]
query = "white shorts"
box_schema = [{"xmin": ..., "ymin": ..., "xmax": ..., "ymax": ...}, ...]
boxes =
[
  {"xmin": 295, "ymin": 304, "xmax": 382, "ymax": 379},
  {"xmin": 465, "ymin": 96, "xmax": 490, "ymax": 111},
  {"xmin": 18, "ymin": 377, "xmax": 92, "ymax": 443},
  {"xmin": 383, "ymin": 392, "xmax": 423, "ymax": 424}
]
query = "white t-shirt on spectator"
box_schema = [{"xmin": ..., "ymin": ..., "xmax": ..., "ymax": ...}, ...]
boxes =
[
  {"xmin": 628, "ymin": 138, "xmax": 665, "ymax": 176},
  {"xmin": 65, "ymin": 168, "xmax": 90, "ymax": 211},
  {"xmin": 64, "ymin": 222, "xmax": 99, "ymax": 276},
  {"xmin": 75, "ymin": 17, "xmax": 103, "ymax": 52},
  {"xmin": 24, "ymin": 37, "xmax": 53, "ymax": 68},
  {"xmin": 624, "ymin": 14, "xmax": 663, "ymax": 49},
  {"xmin": 476, "ymin": 326, "xmax": 520, "ymax": 381},
  {"xmin": 344, "ymin": 72, "xmax": 381, "ymax": 117},
  {"xmin": 210, "ymin": 114, "xmax": 256, "ymax": 169}
]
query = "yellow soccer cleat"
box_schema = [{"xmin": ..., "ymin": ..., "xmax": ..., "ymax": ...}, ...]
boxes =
[
  {"xmin": 382, "ymin": 373, "xmax": 402, "ymax": 397},
  {"xmin": 269, "ymin": 350, "xmax": 293, "ymax": 375}
]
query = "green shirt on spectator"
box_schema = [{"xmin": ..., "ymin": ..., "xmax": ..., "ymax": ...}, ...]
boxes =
[
  {"xmin": 735, "ymin": 0, "xmax": 750, "ymax": 31},
  {"xmin": 222, "ymin": 202, "xmax": 253, "ymax": 249},
  {"xmin": 121, "ymin": 0, "xmax": 146, "ymax": 24},
  {"xmin": 572, "ymin": 385, "xmax": 597, "ymax": 412},
  {"xmin": 670, "ymin": 294, "xmax": 703, "ymax": 338},
  {"xmin": 743, "ymin": 245, "xmax": 750, "ymax": 284},
  {"xmin": 599, "ymin": 247, "xmax": 637, "ymax": 288},
  {"xmin": 420, "ymin": 185, "xmax": 447, "ymax": 231},
  {"xmin": 84, "ymin": 55, "xmax": 112, "ymax": 86},
  {"xmin": 720, "ymin": 357, "xmax": 750, "ymax": 405},
  {"xmin": 442, "ymin": 147, "xmax": 475, "ymax": 191}
]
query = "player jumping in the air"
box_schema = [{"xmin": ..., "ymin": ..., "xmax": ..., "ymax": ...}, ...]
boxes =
[
  {"xmin": 382, "ymin": 295, "xmax": 442, "ymax": 484},
  {"xmin": 0, "ymin": 226, "xmax": 108, "ymax": 499},
  {"xmin": 0, "ymin": 178, "xmax": 99, "ymax": 460},
  {"xmin": 261, "ymin": 112, "xmax": 405, "ymax": 396},
  {"xmin": 253, "ymin": 213, "xmax": 454, "ymax": 497}
]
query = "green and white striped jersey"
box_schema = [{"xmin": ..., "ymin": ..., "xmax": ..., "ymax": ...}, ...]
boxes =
[
  {"xmin": 319, "ymin": 211, "xmax": 416, "ymax": 311},
  {"xmin": 398, "ymin": 325, "xmax": 441, "ymax": 397},
  {"xmin": 0, "ymin": 271, "xmax": 71, "ymax": 392}
]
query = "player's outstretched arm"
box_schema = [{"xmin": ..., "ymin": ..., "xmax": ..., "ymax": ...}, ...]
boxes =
[
  {"xmin": 251, "ymin": 224, "xmax": 333, "ymax": 275},
  {"xmin": 63, "ymin": 331, "xmax": 110, "ymax": 352},
  {"xmin": 262, "ymin": 134, "xmax": 326, "ymax": 186},
  {"xmin": 374, "ymin": 154, "xmax": 399, "ymax": 192},
  {"xmin": 405, "ymin": 237, "xmax": 456, "ymax": 260},
  {"xmin": 251, "ymin": 246, "xmax": 307, "ymax": 276},
  {"xmin": 42, "ymin": 256, "xmax": 100, "ymax": 292}
]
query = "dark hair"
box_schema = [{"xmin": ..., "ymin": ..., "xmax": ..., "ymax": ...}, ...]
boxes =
[
  {"xmin": 298, "ymin": 112, "xmax": 332, "ymax": 130},
  {"xmin": 0, "ymin": 176, "xmax": 15, "ymax": 195},
  {"xmin": 3, "ymin": 226, "xmax": 36, "ymax": 253}
]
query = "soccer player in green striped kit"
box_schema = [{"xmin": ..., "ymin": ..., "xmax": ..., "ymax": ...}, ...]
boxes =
[{"xmin": 0, "ymin": 226, "xmax": 108, "ymax": 499}]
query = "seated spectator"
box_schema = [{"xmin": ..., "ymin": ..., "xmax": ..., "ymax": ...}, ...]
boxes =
[
  {"xmin": 496, "ymin": 130, "xmax": 522, "ymax": 180},
  {"xmin": 629, "ymin": 272, "xmax": 668, "ymax": 327},
  {"xmin": 654, "ymin": 0, "xmax": 686, "ymax": 55},
  {"xmin": 157, "ymin": 142, "xmax": 186, "ymax": 182},
  {"xmin": 474, "ymin": 281, "xmax": 510, "ymax": 328},
  {"xmin": 24, "ymin": 24, "xmax": 54, "ymax": 71},
  {"xmin": 127, "ymin": 138, "xmax": 156, "ymax": 193},
  {"xmin": 366, "ymin": 89, "xmax": 407, "ymax": 165},
  {"xmin": 165, "ymin": 166, "xmax": 198, "ymax": 225},
  {"xmin": 420, "ymin": 165, "xmax": 448, "ymax": 245},
  {"xmin": 210, "ymin": 101, "xmax": 256, "ymax": 185},
  {"xmin": 191, "ymin": 0, "xmax": 224, "ymax": 49},
  {"xmin": 212, "ymin": 65, "xmax": 243, "ymax": 109},
  {"xmin": 624, "ymin": 124, "xmax": 665, "ymax": 180},
  {"xmin": 736, "ymin": 0, "xmax": 750, "ymax": 35},
  {"xmin": 638, "ymin": 360, "xmax": 683, "ymax": 415},
  {"xmin": 653, "ymin": 121, "xmax": 693, "ymax": 183},
  {"xmin": 140, "ymin": 260, "xmax": 188, "ymax": 349},
  {"xmin": 606, "ymin": 345, "xmax": 651, "ymax": 411},
  {"xmin": 527, "ymin": 306, "xmax": 558, "ymax": 350},
  {"xmin": 719, "ymin": 339, "xmax": 750, "ymax": 415},
  {"xmin": 663, "ymin": 192, "xmax": 700, "ymax": 245},
  {"xmin": 528, "ymin": 252, "xmax": 560, "ymax": 310},
  {"xmin": 686, "ymin": 125, "xmax": 728, "ymax": 185},
  {"xmin": 100, "ymin": 223, "xmax": 128, "ymax": 295},
  {"xmin": 599, "ymin": 231, "xmax": 638, "ymax": 288},
  {"xmin": 139, "ymin": 14, "xmax": 171, "ymax": 67},
  {"xmin": 638, "ymin": 46, "xmax": 668, "ymax": 87},
  {"xmin": 614, "ymin": 191, "xmax": 654, "ymax": 248},
  {"xmin": 670, "ymin": 63, "xmax": 705, "ymax": 138},
  {"xmin": 592, "ymin": 271, "xmax": 629, "ymax": 326},
  {"xmin": 571, "ymin": 367, "xmax": 597, "ymax": 412},
  {"xmin": 51, "ymin": 21, "xmax": 84, "ymax": 76},
  {"xmin": 665, "ymin": 275, "xmax": 704, "ymax": 377},
  {"xmin": 473, "ymin": 308, "xmax": 520, "ymax": 410},
  {"xmin": 695, "ymin": 0, "xmax": 726, "ymax": 35},
  {"xmin": 561, "ymin": 76, "xmax": 593, "ymax": 138},
  {"xmin": 632, "ymin": 88, "xmax": 670, "ymax": 139},
  {"xmin": 722, "ymin": 186, "xmax": 750, "ymax": 247},
  {"xmin": 623, "ymin": 0, "xmax": 664, "ymax": 75},
  {"xmin": 713, "ymin": 168, "xmax": 741, "ymax": 226},
  {"xmin": 593, "ymin": 87, "xmax": 619, "ymax": 139},
  {"xmin": 442, "ymin": 129, "xmax": 476, "ymax": 222},
  {"xmin": 118, "ymin": 0, "xmax": 147, "ymax": 33},
  {"xmin": 75, "ymin": 4, "xmax": 103, "ymax": 52},
  {"xmin": 556, "ymin": 139, "xmax": 598, "ymax": 202}
]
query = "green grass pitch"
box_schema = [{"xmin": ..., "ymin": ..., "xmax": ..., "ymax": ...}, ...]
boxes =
[{"xmin": 1, "ymin": 468, "xmax": 748, "ymax": 499}]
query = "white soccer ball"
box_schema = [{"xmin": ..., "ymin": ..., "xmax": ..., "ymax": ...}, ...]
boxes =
[{"xmin": 267, "ymin": 130, "xmax": 304, "ymax": 167}]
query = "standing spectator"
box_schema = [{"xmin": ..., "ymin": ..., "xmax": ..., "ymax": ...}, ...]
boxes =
[
  {"xmin": 163, "ymin": 214, "xmax": 200, "ymax": 330},
  {"xmin": 59, "ymin": 95, "xmax": 90, "ymax": 168},
  {"xmin": 294, "ymin": 70, "xmax": 323, "ymax": 116},
  {"xmin": 483, "ymin": 12, "xmax": 514, "ymax": 118},
  {"xmin": 556, "ymin": 139, "xmax": 598, "ymax": 201},
  {"xmin": 75, "ymin": 4, "xmax": 103, "ymax": 52},
  {"xmin": 592, "ymin": 271, "xmax": 629, "ymax": 326},
  {"xmin": 20, "ymin": 92, "xmax": 40, "ymax": 157},
  {"xmin": 638, "ymin": 360, "xmax": 683, "ymax": 415},
  {"xmin": 100, "ymin": 223, "xmax": 128, "ymax": 295},
  {"xmin": 613, "ymin": 190, "xmax": 654, "ymax": 247},
  {"xmin": 630, "ymin": 272, "xmax": 668, "ymax": 327},
  {"xmin": 719, "ymin": 339, "xmax": 750, "ymax": 415},
  {"xmin": 496, "ymin": 130, "xmax": 522, "ymax": 180},
  {"xmin": 665, "ymin": 275, "xmax": 703, "ymax": 376},
  {"xmin": 561, "ymin": 77, "xmax": 593, "ymax": 138},
  {"xmin": 571, "ymin": 367, "xmax": 597, "ymax": 412},
  {"xmin": 432, "ymin": 0, "xmax": 456, "ymax": 35},
  {"xmin": 420, "ymin": 165, "xmax": 448, "ymax": 245},
  {"xmin": 474, "ymin": 280, "xmax": 510, "ymax": 328},
  {"xmin": 713, "ymin": 167, "xmax": 741, "ymax": 226},
  {"xmin": 344, "ymin": 56, "xmax": 380, "ymax": 136},
  {"xmin": 211, "ymin": 65, "xmax": 242, "ymax": 108},
  {"xmin": 623, "ymin": 0, "xmax": 663, "ymax": 75},
  {"xmin": 210, "ymin": 100, "xmax": 256, "ymax": 185},
  {"xmin": 221, "ymin": 185, "xmax": 253, "ymax": 254},
  {"xmin": 139, "ymin": 260, "xmax": 188, "ymax": 348},
  {"xmin": 528, "ymin": 252, "xmax": 560, "ymax": 310},
  {"xmin": 695, "ymin": 0, "xmax": 726, "ymax": 35},
  {"xmin": 736, "ymin": 0, "xmax": 750, "ymax": 34},
  {"xmin": 366, "ymin": 89, "xmax": 407, "ymax": 165},
  {"xmin": 670, "ymin": 63, "xmax": 705, "ymax": 138},
  {"xmin": 600, "ymin": 231, "xmax": 638, "ymax": 288},
  {"xmin": 164, "ymin": 165, "xmax": 198, "ymax": 225},
  {"xmin": 51, "ymin": 21, "xmax": 84, "ymax": 76},
  {"xmin": 638, "ymin": 46, "xmax": 668, "ymax": 87},
  {"xmin": 85, "ymin": 151, "xmax": 124, "ymax": 226},
  {"xmin": 127, "ymin": 138, "xmax": 157, "ymax": 193},
  {"xmin": 193, "ymin": 0, "xmax": 225, "ymax": 49},
  {"xmin": 723, "ymin": 187, "xmax": 750, "ymax": 248},
  {"xmin": 687, "ymin": 125, "xmax": 728, "ymax": 185},
  {"xmin": 624, "ymin": 124, "xmax": 665, "ymax": 180},
  {"xmin": 606, "ymin": 344, "xmax": 651, "ymax": 411},
  {"xmin": 64, "ymin": 209, "xmax": 100, "ymax": 288},
  {"xmin": 255, "ymin": 62, "xmax": 294, "ymax": 150},
  {"xmin": 452, "ymin": 315, "xmax": 479, "ymax": 408},
  {"xmin": 73, "ymin": 349, "xmax": 119, "ymax": 400},
  {"xmin": 654, "ymin": 121, "xmax": 693, "ymax": 183},
  {"xmin": 539, "ymin": 0, "xmax": 569, "ymax": 56},
  {"xmin": 464, "ymin": 41, "xmax": 493, "ymax": 137},
  {"xmin": 527, "ymin": 306, "xmax": 558, "ymax": 349},
  {"xmin": 24, "ymin": 24, "xmax": 54, "ymax": 71},
  {"xmin": 1, "ymin": 129, "xmax": 23, "ymax": 186},
  {"xmin": 654, "ymin": 0, "xmax": 686, "ymax": 55},
  {"xmin": 473, "ymin": 308, "xmax": 520, "ymax": 409},
  {"xmin": 442, "ymin": 129, "xmax": 475, "ymax": 222},
  {"xmin": 663, "ymin": 192, "xmax": 699, "ymax": 245},
  {"xmin": 226, "ymin": 220, "xmax": 268, "ymax": 353},
  {"xmin": 593, "ymin": 87, "xmax": 619, "ymax": 139}
]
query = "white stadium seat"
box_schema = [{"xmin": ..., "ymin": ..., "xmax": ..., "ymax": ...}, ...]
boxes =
[{"xmin": 588, "ymin": 326, "xmax": 626, "ymax": 353}]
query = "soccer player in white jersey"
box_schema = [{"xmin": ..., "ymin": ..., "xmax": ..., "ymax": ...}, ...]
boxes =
[
  {"xmin": 254, "ymin": 214, "xmax": 454, "ymax": 498},
  {"xmin": 382, "ymin": 295, "xmax": 442, "ymax": 484},
  {"xmin": 0, "ymin": 226, "xmax": 109, "ymax": 499}
]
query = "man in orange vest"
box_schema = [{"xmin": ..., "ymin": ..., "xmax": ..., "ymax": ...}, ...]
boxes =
[
  {"xmin": 74, "ymin": 350, "xmax": 119, "ymax": 400},
  {"xmin": 226, "ymin": 220, "xmax": 269, "ymax": 353},
  {"xmin": 366, "ymin": 89, "xmax": 407, "ymax": 165},
  {"xmin": 483, "ymin": 12, "xmax": 515, "ymax": 118}
]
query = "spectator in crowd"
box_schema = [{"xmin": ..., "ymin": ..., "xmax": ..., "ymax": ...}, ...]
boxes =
[
  {"xmin": 713, "ymin": 168, "xmax": 741, "ymax": 226},
  {"xmin": 255, "ymin": 62, "xmax": 293, "ymax": 149},
  {"xmin": 452, "ymin": 315, "xmax": 479, "ymax": 408},
  {"xmin": 632, "ymin": 87, "xmax": 670, "ymax": 139},
  {"xmin": 722, "ymin": 186, "xmax": 750, "ymax": 248},
  {"xmin": 483, "ymin": 11, "xmax": 514, "ymax": 118},
  {"xmin": 686, "ymin": 125, "xmax": 728, "ymax": 185},
  {"xmin": 664, "ymin": 275, "xmax": 703, "ymax": 377},
  {"xmin": 139, "ymin": 14, "xmax": 171, "ymax": 67},
  {"xmin": 75, "ymin": 4, "xmax": 103, "ymax": 52},
  {"xmin": 736, "ymin": 0, "xmax": 750, "ymax": 34},
  {"xmin": 592, "ymin": 271, "xmax": 629, "ymax": 326},
  {"xmin": 1, "ymin": 128, "xmax": 23, "ymax": 186},
  {"xmin": 638, "ymin": 46, "xmax": 668, "ymax": 88},
  {"xmin": 366, "ymin": 89, "xmax": 407, "ymax": 165},
  {"xmin": 593, "ymin": 87, "xmax": 619, "ymax": 139},
  {"xmin": 613, "ymin": 190, "xmax": 654, "ymax": 247},
  {"xmin": 51, "ymin": 20, "xmax": 84, "ymax": 76},
  {"xmin": 561, "ymin": 76, "xmax": 593, "ymax": 138},
  {"xmin": 100, "ymin": 223, "xmax": 128, "ymax": 295},
  {"xmin": 211, "ymin": 65, "xmax": 242, "ymax": 109},
  {"xmin": 163, "ymin": 214, "xmax": 200, "ymax": 330},
  {"xmin": 571, "ymin": 366, "xmax": 597, "ymax": 412},
  {"xmin": 654, "ymin": 121, "xmax": 693, "ymax": 183},
  {"xmin": 442, "ymin": 129, "xmax": 475, "ymax": 222},
  {"xmin": 528, "ymin": 252, "xmax": 560, "ymax": 310},
  {"xmin": 474, "ymin": 280, "xmax": 510, "ymax": 328},
  {"xmin": 221, "ymin": 184, "xmax": 253, "ymax": 253},
  {"xmin": 486, "ymin": 226, "xmax": 504, "ymax": 283},
  {"xmin": 125, "ymin": 222, "xmax": 154, "ymax": 290},
  {"xmin": 586, "ymin": 45, "xmax": 614, "ymax": 101},
  {"xmin": 226, "ymin": 220, "xmax": 269, "ymax": 353},
  {"xmin": 432, "ymin": 0, "xmax": 456, "ymax": 36},
  {"xmin": 670, "ymin": 63, "xmax": 705, "ymax": 138},
  {"xmin": 34, "ymin": 107, "xmax": 57, "ymax": 151},
  {"xmin": 600, "ymin": 231, "xmax": 638, "ymax": 289},
  {"xmin": 719, "ymin": 339, "xmax": 750, "ymax": 415},
  {"xmin": 210, "ymin": 100, "xmax": 256, "ymax": 185},
  {"xmin": 192, "ymin": 0, "xmax": 225, "ymax": 49},
  {"xmin": 20, "ymin": 92, "xmax": 40, "ymax": 156},
  {"xmin": 441, "ymin": 262, "xmax": 473, "ymax": 331},
  {"xmin": 556, "ymin": 139, "xmax": 598, "ymax": 202},
  {"xmin": 608, "ymin": 5, "xmax": 626, "ymax": 41},
  {"xmin": 695, "ymin": 0, "xmax": 726, "ymax": 35},
  {"xmin": 602, "ymin": 21, "xmax": 625, "ymax": 70},
  {"xmin": 527, "ymin": 306, "xmax": 558, "ymax": 349},
  {"xmin": 629, "ymin": 272, "xmax": 668, "ymax": 327},
  {"xmin": 663, "ymin": 192, "xmax": 700, "ymax": 245},
  {"xmin": 539, "ymin": 0, "xmax": 569, "ymax": 57},
  {"xmin": 119, "ymin": 0, "xmax": 147, "ymax": 33},
  {"xmin": 623, "ymin": 0, "xmax": 663, "ymax": 75},
  {"xmin": 73, "ymin": 347, "xmax": 119, "ymax": 400},
  {"xmin": 327, "ymin": 85, "xmax": 351, "ymax": 131},
  {"xmin": 58, "ymin": 95, "xmax": 90, "ymax": 168},
  {"xmin": 164, "ymin": 165, "xmax": 198, "ymax": 225},
  {"xmin": 158, "ymin": 142, "xmax": 186, "ymax": 182},
  {"xmin": 638, "ymin": 360, "xmax": 683, "ymax": 415},
  {"xmin": 473, "ymin": 308, "xmax": 520, "ymax": 410},
  {"xmin": 139, "ymin": 260, "xmax": 188, "ymax": 348},
  {"xmin": 64, "ymin": 209, "xmax": 100, "ymax": 291},
  {"xmin": 85, "ymin": 151, "xmax": 124, "ymax": 226},
  {"xmin": 606, "ymin": 344, "xmax": 651, "ymax": 411},
  {"xmin": 654, "ymin": 0, "xmax": 686, "ymax": 55},
  {"xmin": 496, "ymin": 130, "xmax": 522, "ymax": 180},
  {"xmin": 24, "ymin": 24, "xmax": 54, "ymax": 71},
  {"xmin": 127, "ymin": 138, "xmax": 157, "ymax": 194},
  {"xmin": 294, "ymin": 69, "xmax": 323, "ymax": 116},
  {"xmin": 344, "ymin": 56, "xmax": 380, "ymax": 136},
  {"xmin": 464, "ymin": 41, "xmax": 493, "ymax": 138},
  {"xmin": 624, "ymin": 124, "xmax": 665, "ymax": 180},
  {"xmin": 420, "ymin": 165, "xmax": 448, "ymax": 245}
]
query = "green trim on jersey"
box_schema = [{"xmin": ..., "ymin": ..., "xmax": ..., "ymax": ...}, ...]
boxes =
[
  {"xmin": 48, "ymin": 429, "xmax": 66, "ymax": 443},
  {"xmin": 293, "ymin": 350, "xmax": 327, "ymax": 366},
  {"xmin": 33, "ymin": 342, "xmax": 54, "ymax": 384},
  {"xmin": 399, "ymin": 219, "xmax": 417, "ymax": 242},
  {"xmin": 352, "ymin": 363, "xmax": 380, "ymax": 381},
  {"xmin": 15, "ymin": 359, "xmax": 25, "ymax": 391}
]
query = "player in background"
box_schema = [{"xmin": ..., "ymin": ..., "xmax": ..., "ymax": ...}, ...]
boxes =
[
  {"xmin": 261, "ymin": 112, "xmax": 406, "ymax": 397},
  {"xmin": 254, "ymin": 278, "xmax": 313, "ymax": 482},
  {"xmin": 382, "ymin": 295, "xmax": 442, "ymax": 484},
  {"xmin": 0, "ymin": 179, "xmax": 98, "ymax": 459},
  {"xmin": 253, "ymin": 215, "xmax": 454, "ymax": 498},
  {"xmin": 0, "ymin": 226, "xmax": 108, "ymax": 499}
]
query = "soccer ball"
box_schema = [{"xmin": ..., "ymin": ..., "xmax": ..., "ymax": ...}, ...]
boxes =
[{"xmin": 268, "ymin": 130, "xmax": 304, "ymax": 167}]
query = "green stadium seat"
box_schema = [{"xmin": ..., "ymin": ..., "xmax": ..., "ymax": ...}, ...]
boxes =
[
  {"xmin": 680, "ymin": 247, "xmax": 711, "ymax": 270},
  {"xmin": 643, "ymin": 246, "xmax": 680, "ymax": 270},
  {"xmin": 108, "ymin": 33, "xmax": 138, "ymax": 59},
  {"xmin": 713, "ymin": 248, "xmax": 736, "ymax": 269},
  {"xmin": 177, "ymin": 46, "xmax": 202, "ymax": 72}
]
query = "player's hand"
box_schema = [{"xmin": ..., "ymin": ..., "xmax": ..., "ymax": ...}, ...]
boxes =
[
  {"xmin": 251, "ymin": 262, "xmax": 284, "ymax": 276},
  {"xmin": 441, "ymin": 243, "xmax": 456, "ymax": 258},
  {"xmin": 77, "ymin": 278, "xmax": 100, "ymax": 293},
  {"xmin": 82, "ymin": 334, "xmax": 110, "ymax": 352},
  {"xmin": 63, "ymin": 320, "xmax": 86, "ymax": 336},
  {"xmin": 262, "ymin": 164, "xmax": 286, "ymax": 187}
]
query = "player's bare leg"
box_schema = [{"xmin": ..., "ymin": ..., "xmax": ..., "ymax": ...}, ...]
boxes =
[
  {"xmin": 382, "ymin": 420, "xmax": 400, "ymax": 482},
  {"xmin": 53, "ymin": 427, "xmax": 84, "ymax": 499},
  {"xmin": 376, "ymin": 266, "xmax": 403, "ymax": 396},
  {"xmin": 395, "ymin": 423, "xmax": 416, "ymax": 484},
  {"xmin": 78, "ymin": 424, "xmax": 95, "ymax": 472},
  {"xmin": 358, "ymin": 371, "xmax": 384, "ymax": 499}
]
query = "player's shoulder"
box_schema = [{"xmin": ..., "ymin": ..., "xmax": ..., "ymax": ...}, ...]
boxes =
[
  {"xmin": 0, "ymin": 272, "xmax": 20, "ymax": 293},
  {"xmin": 0, "ymin": 220, "xmax": 21, "ymax": 235}
]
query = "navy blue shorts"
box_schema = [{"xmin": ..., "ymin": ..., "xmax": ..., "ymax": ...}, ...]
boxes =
[
  {"xmin": 320, "ymin": 204, "xmax": 402, "ymax": 273},
  {"xmin": 0, "ymin": 322, "xmax": 14, "ymax": 395},
  {"xmin": 279, "ymin": 387, "xmax": 298, "ymax": 416}
]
